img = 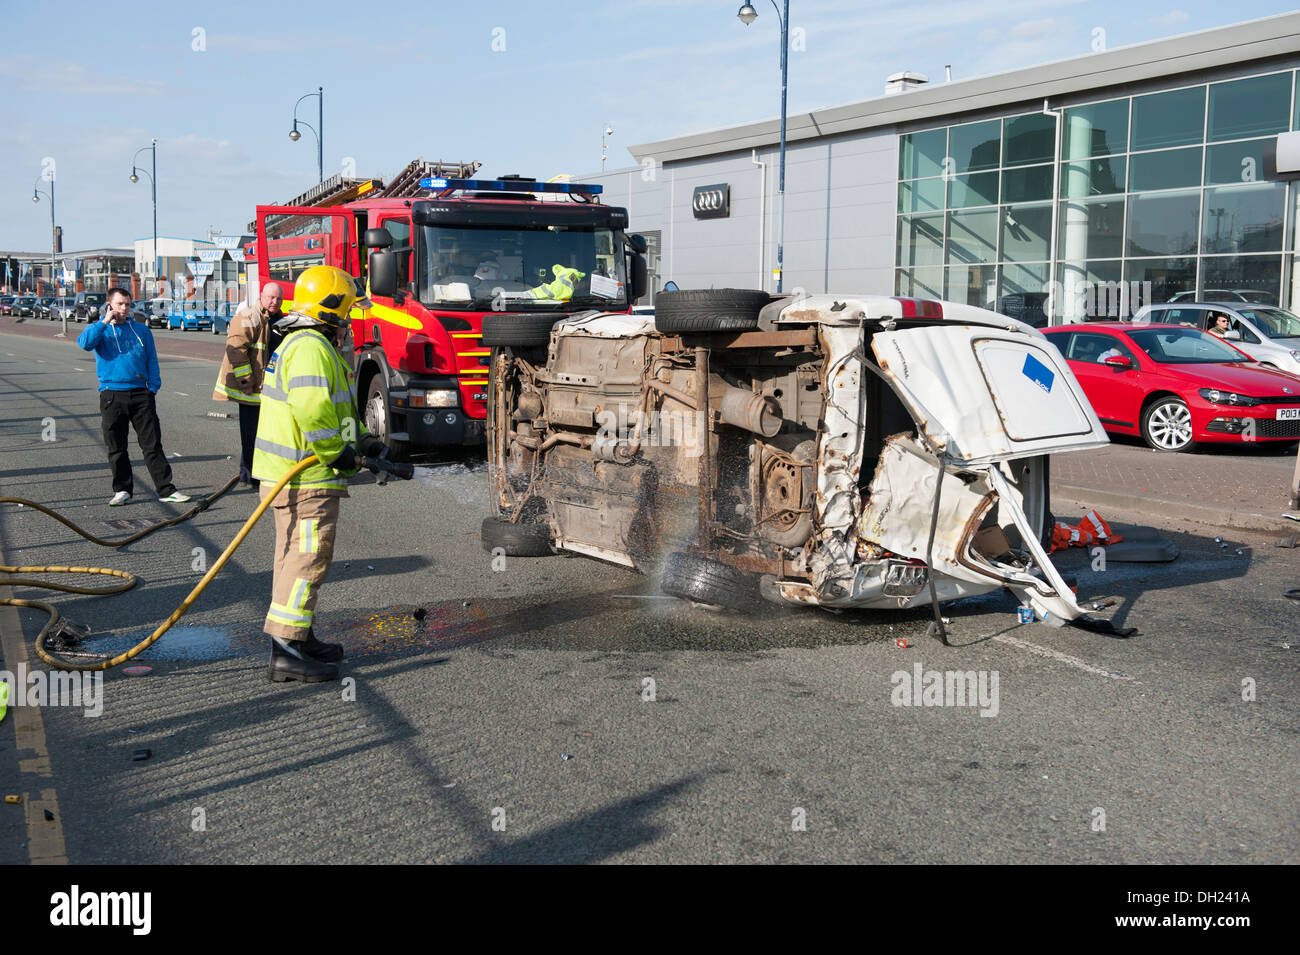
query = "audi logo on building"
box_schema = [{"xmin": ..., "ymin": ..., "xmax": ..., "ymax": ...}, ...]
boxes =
[{"xmin": 691, "ymin": 183, "xmax": 731, "ymax": 219}]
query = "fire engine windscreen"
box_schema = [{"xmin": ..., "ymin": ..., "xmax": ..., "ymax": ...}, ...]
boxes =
[{"xmin": 419, "ymin": 225, "xmax": 627, "ymax": 308}]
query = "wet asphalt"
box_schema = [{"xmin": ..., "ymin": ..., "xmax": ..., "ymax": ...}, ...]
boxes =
[{"xmin": 0, "ymin": 330, "xmax": 1297, "ymax": 864}]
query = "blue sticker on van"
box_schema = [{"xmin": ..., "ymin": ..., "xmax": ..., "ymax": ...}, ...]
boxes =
[{"xmin": 1022, "ymin": 353, "xmax": 1054, "ymax": 393}]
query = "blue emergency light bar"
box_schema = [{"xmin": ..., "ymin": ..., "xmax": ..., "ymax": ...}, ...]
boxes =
[{"xmin": 419, "ymin": 177, "xmax": 603, "ymax": 195}]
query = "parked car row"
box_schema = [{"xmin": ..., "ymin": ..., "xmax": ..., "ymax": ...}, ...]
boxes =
[{"xmin": 4, "ymin": 292, "xmax": 240, "ymax": 333}]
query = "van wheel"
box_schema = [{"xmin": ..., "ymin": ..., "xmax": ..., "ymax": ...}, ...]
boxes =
[
  {"xmin": 363, "ymin": 376, "xmax": 410, "ymax": 461},
  {"xmin": 659, "ymin": 552, "xmax": 759, "ymax": 611},
  {"xmin": 480, "ymin": 517, "xmax": 553, "ymax": 556},
  {"xmin": 653, "ymin": 289, "xmax": 769, "ymax": 333},
  {"xmin": 481, "ymin": 313, "xmax": 561, "ymax": 347}
]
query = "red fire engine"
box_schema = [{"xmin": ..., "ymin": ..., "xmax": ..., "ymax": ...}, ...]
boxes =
[{"xmin": 253, "ymin": 176, "xmax": 648, "ymax": 457}]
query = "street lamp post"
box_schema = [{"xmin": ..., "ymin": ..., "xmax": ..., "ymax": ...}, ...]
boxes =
[
  {"xmin": 737, "ymin": 0, "xmax": 788, "ymax": 294},
  {"xmin": 31, "ymin": 172, "xmax": 60, "ymax": 335},
  {"xmin": 290, "ymin": 86, "xmax": 324, "ymax": 184},
  {"xmin": 130, "ymin": 138, "xmax": 158, "ymax": 298}
]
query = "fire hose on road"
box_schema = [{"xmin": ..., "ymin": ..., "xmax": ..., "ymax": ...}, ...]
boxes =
[{"xmin": 0, "ymin": 455, "xmax": 413, "ymax": 673}]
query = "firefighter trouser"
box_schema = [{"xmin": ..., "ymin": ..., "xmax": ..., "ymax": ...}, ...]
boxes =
[{"xmin": 260, "ymin": 490, "xmax": 340, "ymax": 640}]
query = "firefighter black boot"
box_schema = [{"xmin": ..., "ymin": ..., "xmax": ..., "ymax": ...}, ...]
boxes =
[
  {"xmin": 267, "ymin": 636, "xmax": 339, "ymax": 683},
  {"xmin": 301, "ymin": 627, "xmax": 344, "ymax": 663}
]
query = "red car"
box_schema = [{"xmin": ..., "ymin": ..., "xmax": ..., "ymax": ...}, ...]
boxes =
[{"xmin": 1042, "ymin": 322, "xmax": 1300, "ymax": 452}]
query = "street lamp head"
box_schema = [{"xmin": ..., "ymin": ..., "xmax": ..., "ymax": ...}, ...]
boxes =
[
  {"xmin": 130, "ymin": 169, "xmax": 139, "ymax": 183},
  {"xmin": 737, "ymin": 3, "xmax": 758, "ymax": 24},
  {"xmin": 289, "ymin": 126, "xmax": 301, "ymax": 142},
  {"xmin": 32, "ymin": 192, "xmax": 39, "ymax": 204},
  {"xmin": 605, "ymin": 125, "xmax": 613, "ymax": 136}
]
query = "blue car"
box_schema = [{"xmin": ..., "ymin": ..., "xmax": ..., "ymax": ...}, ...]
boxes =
[
  {"xmin": 210, "ymin": 301, "xmax": 238, "ymax": 336},
  {"xmin": 167, "ymin": 301, "xmax": 214, "ymax": 331}
]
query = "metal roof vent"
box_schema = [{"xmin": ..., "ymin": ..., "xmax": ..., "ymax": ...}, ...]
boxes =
[{"xmin": 885, "ymin": 71, "xmax": 929, "ymax": 95}]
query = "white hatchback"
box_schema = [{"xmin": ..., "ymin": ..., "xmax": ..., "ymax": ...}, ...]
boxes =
[{"xmin": 1133, "ymin": 303, "xmax": 1300, "ymax": 375}]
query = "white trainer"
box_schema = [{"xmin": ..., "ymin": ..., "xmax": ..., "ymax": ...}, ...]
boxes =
[
  {"xmin": 109, "ymin": 491, "xmax": 131, "ymax": 506},
  {"xmin": 158, "ymin": 491, "xmax": 192, "ymax": 503}
]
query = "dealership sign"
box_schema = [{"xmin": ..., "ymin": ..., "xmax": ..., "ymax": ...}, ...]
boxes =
[{"xmin": 692, "ymin": 183, "xmax": 731, "ymax": 219}]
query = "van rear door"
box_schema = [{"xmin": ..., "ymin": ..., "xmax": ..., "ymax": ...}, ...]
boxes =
[{"xmin": 870, "ymin": 323, "xmax": 1108, "ymax": 464}]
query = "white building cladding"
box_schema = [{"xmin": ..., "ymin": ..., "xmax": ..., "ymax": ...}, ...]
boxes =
[{"xmin": 603, "ymin": 11, "xmax": 1300, "ymax": 319}]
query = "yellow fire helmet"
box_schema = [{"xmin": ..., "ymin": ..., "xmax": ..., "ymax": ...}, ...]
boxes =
[{"xmin": 292, "ymin": 265, "xmax": 371, "ymax": 329}]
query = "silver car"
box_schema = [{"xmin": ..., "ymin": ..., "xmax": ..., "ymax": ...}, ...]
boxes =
[{"xmin": 1132, "ymin": 302, "xmax": 1300, "ymax": 376}]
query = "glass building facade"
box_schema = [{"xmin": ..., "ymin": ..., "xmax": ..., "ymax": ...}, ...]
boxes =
[{"xmin": 896, "ymin": 69, "xmax": 1299, "ymax": 320}]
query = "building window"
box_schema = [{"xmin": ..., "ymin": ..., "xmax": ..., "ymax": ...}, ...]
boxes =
[
  {"xmin": 1130, "ymin": 87, "xmax": 1206, "ymax": 151},
  {"xmin": 1208, "ymin": 73, "xmax": 1292, "ymax": 141},
  {"xmin": 896, "ymin": 70, "xmax": 1299, "ymax": 316}
]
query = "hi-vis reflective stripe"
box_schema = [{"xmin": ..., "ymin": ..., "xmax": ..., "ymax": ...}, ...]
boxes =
[
  {"xmin": 261, "ymin": 384, "xmax": 288, "ymax": 401},
  {"xmin": 457, "ymin": 369, "xmax": 489, "ymax": 376},
  {"xmin": 288, "ymin": 375, "xmax": 331, "ymax": 389},
  {"xmin": 217, "ymin": 384, "xmax": 259, "ymax": 401},
  {"xmin": 300, "ymin": 520, "xmax": 318, "ymax": 554},
  {"xmin": 267, "ymin": 603, "xmax": 311, "ymax": 627},
  {"xmin": 256, "ymin": 437, "xmax": 311, "ymax": 460},
  {"xmin": 289, "ymin": 578, "xmax": 312, "ymax": 613},
  {"xmin": 232, "ymin": 363, "xmax": 252, "ymax": 377},
  {"xmin": 304, "ymin": 426, "xmax": 341, "ymax": 443},
  {"xmin": 450, "ymin": 333, "xmax": 481, "ymax": 339},
  {"xmin": 457, "ymin": 350, "xmax": 490, "ymax": 357}
]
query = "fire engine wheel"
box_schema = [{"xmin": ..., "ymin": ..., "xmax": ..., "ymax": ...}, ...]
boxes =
[
  {"xmin": 659, "ymin": 552, "xmax": 760, "ymax": 612},
  {"xmin": 480, "ymin": 517, "xmax": 553, "ymax": 557},
  {"xmin": 363, "ymin": 376, "xmax": 410, "ymax": 462},
  {"xmin": 481, "ymin": 313, "xmax": 561, "ymax": 348},
  {"xmin": 653, "ymin": 288, "xmax": 769, "ymax": 334}
]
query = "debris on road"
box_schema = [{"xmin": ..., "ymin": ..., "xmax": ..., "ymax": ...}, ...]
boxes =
[
  {"xmin": 43, "ymin": 809, "xmax": 54, "ymax": 821},
  {"xmin": 1275, "ymin": 535, "xmax": 1299, "ymax": 549},
  {"xmin": 4, "ymin": 795, "xmax": 21, "ymax": 805},
  {"xmin": 131, "ymin": 749, "xmax": 152, "ymax": 762},
  {"xmin": 1050, "ymin": 510, "xmax": 1123, "ymax": 552}
]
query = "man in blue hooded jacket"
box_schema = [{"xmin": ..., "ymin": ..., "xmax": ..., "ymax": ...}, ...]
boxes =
[{"xmin": 77, "ymin": 287, "xmax": 190, "ymax": 506}]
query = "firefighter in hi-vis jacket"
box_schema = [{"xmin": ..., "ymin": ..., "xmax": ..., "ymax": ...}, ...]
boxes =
[{"xmin": 252, "ymin": 265, "xmax": 389, "ymax": 683}]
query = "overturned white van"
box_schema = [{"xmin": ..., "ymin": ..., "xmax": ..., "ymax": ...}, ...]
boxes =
[{"xmin": 480, "ymin": 290, "xmax": 1109, "ymax": 630}]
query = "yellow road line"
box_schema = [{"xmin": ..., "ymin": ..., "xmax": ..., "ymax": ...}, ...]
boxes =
[{"xmin": 0, "ymin": 598, "xmax": 68, "ymax": 864}]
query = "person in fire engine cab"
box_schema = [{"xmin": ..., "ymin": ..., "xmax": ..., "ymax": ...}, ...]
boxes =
[
  {"xmin": 252, "ymin": 265, "xmax": 387, "ymax": 683},
  {"xmin": 527, "ymin": 263, "xmax": 586, "ymax": 301}
]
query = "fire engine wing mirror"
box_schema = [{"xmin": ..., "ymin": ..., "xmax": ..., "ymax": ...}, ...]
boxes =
[
  {"xmin": 369, "ymin": 251, "xmax": 398, "ymax": 298},
  {"xmin": 363, "ymin": 228, "xmax": 393, "ymax": 249},
  {"xmin": 626, "ymin": 233, "xmax": 647, "ymax": 255},
  {"xmin": 629, "ymin": 253, "xmax": 648, "ymax": 303}
]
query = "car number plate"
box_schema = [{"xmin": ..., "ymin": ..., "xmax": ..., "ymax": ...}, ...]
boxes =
[{"xmin": 1277, "ymin": 408, "xmax": 1300, "ymax": 420}]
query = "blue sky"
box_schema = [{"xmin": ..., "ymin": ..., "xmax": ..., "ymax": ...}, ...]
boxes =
[{"xmin": 1, "ymin": 0, "xmax": 1296, "ymax": 252}]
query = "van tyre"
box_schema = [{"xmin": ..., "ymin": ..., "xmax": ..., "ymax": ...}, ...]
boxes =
[
  {"xmin": 653, "ymin": 289, "xmax": 769, "ymax": 333},
  {"xmin": 659, "ymin": 551, "xmax": 759, "ymax": 611},
  {"xmin": 481, "ymin": 313, "xmax": 561, "ymax": 347},
  {"xmin": 480, "ymin": 517, "xmax": 553, "ymax": 556},
  {"xmin": 362, "ymin": 376, "xmax": 410, "ymax": 461}
]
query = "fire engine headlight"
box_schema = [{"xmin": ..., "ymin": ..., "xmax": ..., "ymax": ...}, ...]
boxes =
[{"xmin": 424, "ymin": 389, "xmax": 458, "ymax": 408}]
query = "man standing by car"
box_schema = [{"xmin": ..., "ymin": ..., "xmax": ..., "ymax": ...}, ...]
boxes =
[
  {"xmin": 77, "ymin": 287, "xmax": 191, "ymax": 506},
  {"xmin": 213, "ymin": 282, "xmax": 285, "ymax": 486}
]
